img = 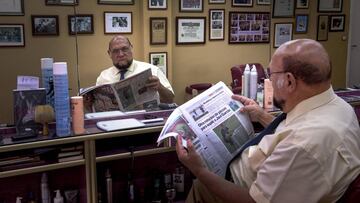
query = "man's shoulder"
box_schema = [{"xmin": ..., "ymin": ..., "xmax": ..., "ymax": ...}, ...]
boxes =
[{"xmin": 133, "ymin": 60, "xmax": 159, "ymax": 70}]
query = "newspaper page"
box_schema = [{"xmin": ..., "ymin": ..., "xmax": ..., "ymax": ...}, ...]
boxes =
[
  {"xmin": 80, "ymin": 68, "xmax": 159, "ymax": 113},
  {"xmin": 157, "ymin": 82, "xmax": 254, "ymax": 177}
]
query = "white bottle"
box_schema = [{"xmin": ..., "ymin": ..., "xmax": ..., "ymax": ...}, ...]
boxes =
[
  {"xmin": 243, "ymin": 64, "xmax": 251, "ymax": 98},
  {"xmin": 54, "ymin": 190, "xmax": 64, "ymax": 203},
  {"xmin": 41, "ymin": 173, "xmax": 51, "ymax": 203},
  {"xmin": 16, "ymin": 197, "xmax": 22, "ymax": 203},
  {"xmin": 105, "ymin": 169, "xmax": 113, "ymax": 203},
  {"xmin": 250, "ymin": 65, "xmax": 258, "ymax": 100}
]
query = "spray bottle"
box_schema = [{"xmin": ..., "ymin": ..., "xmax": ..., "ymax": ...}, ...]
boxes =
[
  {"xmin": 250, "ymin": 64, "xmax": 258, "ymax": 100},
  {"xmin": 243, "ymin": 64, "xmax": 251, "ymax": 98},
  {"xmin": 53, "ymin": 190, "xmax": 64, "ymax": 203}
]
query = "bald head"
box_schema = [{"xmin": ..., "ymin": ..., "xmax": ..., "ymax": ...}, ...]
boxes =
[
  {"xmin": 108, "ymin": 35, "xmax": 132, "ymax": 51},
  {"xmin": 274, "ymin": 39, "xmax": 331, "ymax": 85}
]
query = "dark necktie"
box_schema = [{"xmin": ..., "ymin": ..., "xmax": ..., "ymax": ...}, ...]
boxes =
[
  {"xmin": 119, "ymin": 69, "xmax": 127, "ymax": 80},
  {"xmin": 225, "ymin": 113, "xmax": 287, "ymax": 180}
]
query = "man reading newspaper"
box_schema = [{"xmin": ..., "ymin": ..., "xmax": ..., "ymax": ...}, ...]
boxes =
[{"xmin": 175, "ymin": 39, "xmax": 360, "ymax": 202}]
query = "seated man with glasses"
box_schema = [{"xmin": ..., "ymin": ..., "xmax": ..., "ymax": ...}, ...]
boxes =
[
  {"xmin": 176, "ymin": 39, "xmax": 360, "ymax": 203},
  {"xmin": 97, "ymin": 35, "xmax": 174, "ymax": 103}
]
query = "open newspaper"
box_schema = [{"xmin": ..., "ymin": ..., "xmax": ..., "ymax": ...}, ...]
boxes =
[
  {"xmin": 157, "ymin": 82, "xmax": 254, "ymax": 177},
  {"xmin": 80, "ymin": 68, "xmax": 159, "ymax": 113}
]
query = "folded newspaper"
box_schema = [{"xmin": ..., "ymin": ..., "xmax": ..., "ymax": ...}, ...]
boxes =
[
  {"xmin": 157, "ymin": 81, "xmax": 254, "ymax": 177},
  {"xmin": 80, "ymin": 69, "xmax": 160, "ymax": 113}
]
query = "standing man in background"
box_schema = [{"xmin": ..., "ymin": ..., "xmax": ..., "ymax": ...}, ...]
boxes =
[{"xmin": 97, "ymin": 35, "xmax": 174, "ymax": 103}]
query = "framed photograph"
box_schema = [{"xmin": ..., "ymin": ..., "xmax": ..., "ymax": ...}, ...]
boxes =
[
  {"xmin": 296, "ymin": 0, "xmax": 309, "ymax": 9},
  {"xmin": 274, "ymin": 23, "xmax": 293, "ymax": 48},
  {"xmin": 98, "ymin": 0, "xmax": 133, "ymax": 5},
  {"xmin": 104, "ymin": 12, "xmax": 132, "ymax": 34},
  {"xmin": 329, "ymin": 15, "xmax": 345, "ymax": 32},
  {"xmin": 273, "ymin": 0, "xmax": 295, "ymax": 18},
  {"xmin": 317, "ymin": 15, "xmax": 328, "ymax": 41},
  {"xmin": 68, "ymin": 14, "xmax": 94, "ymax": 35},
  {"xmin": 150, "ymin": 17, "xmax": 167, "ymax": 45},
  {"xmin": 229, "ymin": 12, "xmax": 270, "ymax": 44},
  {"xmin": 180, "ymin": 0, "xmax": 203, "ymax": 12},
  {"xmin": 232, "ymin": 0, "xmax": 252, "ymax": 7},
  {"xmin": 209, "ymin": 0, "xmax": 225, "ymax": 4},
  {"xmin": 318, "ymin": 0, "xmax": 342, "ymax": 12},
  {"xmin": 31, "ymin": 15, "xmax": 59, "ymax": 36},
  {"xmin": 45, "ymin": 0, "xmax": 78, "ymax": 6},
  {"xmin": 176, "ymin": 17, "xmax": 206, "ymax": 44},
  {"xmin": 0, "ymin": 24, "xmax": 25, "ymax": 47},
  {"xmin": 149, "ymin": 52, "xmax": 168, "ymax": 77},
  {"xmin": 148, "ymin": 0, "xmax": 167, "ymax": 9},
  {"xmin": 257, "ymin": 0, "xmax": 270, "ymax": 5},
  {"xmin": 295, "ymin": 14, "xmax": 308, "ymax": 34},
  {"xmin": 0, "ymin": 0, "xmax": 24, "ymax": 16},
  {"xmin": 209, "ymin": 9, "xmax": 225, "ymax": 40}
]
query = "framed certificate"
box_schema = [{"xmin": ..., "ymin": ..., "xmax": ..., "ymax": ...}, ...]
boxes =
[
  {"xmin": 274, "ymin": 23, "xmax": 293, "ymax": 48},
  {"xmin": 150, "ymin": 17, "xmax": 167, "ymax": 45},
  {"xmin": 273, "ymin": 0, "xmax": 295, "ymax": 18},
  {"xmin": 0, "ymin": 0, "xmax": 24, "ymax": 16},
  {"xmin": 176, "ymin": 17, "xmax": 206, "ymax": 44},
  {"xmin": 318, "ymin": 0, "xmax": 342, "ymax": 12},
  {"xmin": 209, "ymin": 9, "xmax": 225, "ymax": 40}
]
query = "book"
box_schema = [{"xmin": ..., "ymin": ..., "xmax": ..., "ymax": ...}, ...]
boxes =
[
  {"xmin": 80, "ymin": 68, "xmax": 159, "ymax": 113},
  {"xmin": 58, "ymin": 154, "xmax": 84, "ymax": 163},
  {"xmin": 13, "ymin": 88, "xmax": 46, "ymax": 136},
  {"xmin": 157, "ymin": 82, "xmax": 255, "ymax": 178},
  {"xmin": 58, "ymin": 151, "xmax": 82, "ymax": 158}
]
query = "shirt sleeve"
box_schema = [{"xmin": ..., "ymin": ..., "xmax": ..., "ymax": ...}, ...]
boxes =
[
  {"xmin": 249, "ymin": 142, "xmax": 330, "ymax": 203},
  {"xmin": 154, "ymin": 66, "xmax": 174, "ymax": 93}
]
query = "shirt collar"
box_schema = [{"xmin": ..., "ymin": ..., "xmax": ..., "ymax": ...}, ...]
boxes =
[
  {"xmin": 286, "ymin": 86, "xmax": 336, "ymax": 125},
  {"xmin": 113, "ymin": 59, "xmax": 135, "ymax": 75}
]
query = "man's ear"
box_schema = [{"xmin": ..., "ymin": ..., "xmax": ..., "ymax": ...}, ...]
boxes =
[
  {"xmin": 107, "ymin": 50, "xmax": 111, "ymax": 56},
  {"xmin": 286, "ymin": 73, "xmax": 297, "ymax": 92}
]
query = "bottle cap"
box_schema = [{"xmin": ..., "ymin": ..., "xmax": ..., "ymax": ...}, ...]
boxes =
[
  {"xmin": 53, "ymin": 62, "xmax": 68, "ymax": 75},
  {"xmin": 41, "ymin": 58, "xmax": 54, "ymax": 69}
]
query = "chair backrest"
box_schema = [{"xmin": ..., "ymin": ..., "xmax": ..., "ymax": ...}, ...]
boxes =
[
  {"xmin": 185, "ymin": 83, "xmax": 212, "ymax": 101},
  {"xmin": 338, "ymin": 174, "xmax": 360, "ymax": 203},
  {"xmin": 230, "ymin": 63, "xmax": 266, "ymax": 89}
]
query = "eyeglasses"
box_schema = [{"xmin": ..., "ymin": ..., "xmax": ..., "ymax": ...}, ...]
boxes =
[
  {"xmin": 110, "ymin": 46, "xmax": 131, "ymax": 55},
  {"xmin": 268, "ymin": 71, "xmax": 287, "ymax": 77}
]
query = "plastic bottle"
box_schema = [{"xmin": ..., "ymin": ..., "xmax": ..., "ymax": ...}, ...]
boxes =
[
  {"xmin": 41, "ymin": 173, "xmax": 51, "ymax": 203},
  {"xmin": 41, "ymin": 58, "xmax": 54, "ymax": 108},
  {"xmin": 243, "ymin": 64, "xmax": 251, "ymax": 98},
  {"xmin": 250, "ymin": 65, "xmax": 258, "ymax": 100},
  {"xmin": 53, "ymin": 190, "xmax": 64, "ymax": 203},
  {"xmin": 264, "ymin": 79, "xmax": 274, "ymax": 109},
  {"xmin": 105, "ymin": 169, "xmax": 113, "ymax": 203},
  {"xmin": 53, "ymin": 62, "xmax": 71, "ymax": 136},
  {"xmin": 16, "ymin": 197, "xmax": 22, "ymax": 203}
]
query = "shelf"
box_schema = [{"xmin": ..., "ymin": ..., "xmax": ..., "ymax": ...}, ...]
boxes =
[
  {"xmin": 0, "ymin": 159, "xmax": 85, "ymax": 178},
  {"xmin": 96, "ymin": 147, "xmax": 175, "ymax": 163}
]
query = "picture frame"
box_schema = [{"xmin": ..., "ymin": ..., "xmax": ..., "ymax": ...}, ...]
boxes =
[
  {"xmin": 257, "ymin": 0, "xmax": 270, "ymax": 5},
  {"xmin": 0, "ymin": 0, "xmax": 24, "ymax": 16},
  {"xmin": 209, "ymin": 0, "xmax": 225, "ymax": 4},
  {"xmin": 295, "ymin": 14, "xmax": 308, "ymax": 34},
  {"xmin": 274, "ymin": 23, "xmax": 293, "ymax": 48},
  {"xmin": 228, "ymin": 12, "xmax": 270, "ymax": 44},
  {"xmin": 148, "ymin": 0, "xmax": 167, "ymax": 9},
  {"xmin": 150, "ymin": 17, "xmax": 167, "ymax": 45},
  {"xmin": 180, "ymin": 0, "xmax": 203, "ymax": 12},
  {"xmin": 232, "ymin": 0, "xmax": 253, "ymax": 7},
  {"xmin": 296, "ymin": 0, "xmax": 309, "ymax": 9},
  {"xmin": 318, "ymin": 0, "xmax": 342, "ymax": 13},
  {"xmin": 149, "ymin": 52, "xmax": 168, "ymax": 77},
  {"xmin": 68, "ymin": 14, "xmax": 94, "ymax": 35},
  {"xmin": 317, "ymin": 15, "xmax": 328, "ymax": 41},
  {"xmin": 329, "ymin": 15, "xmax": 345, "ymax": 32},
  {"xmin": 273, "ymin": 0, "xmax": 295, "ymax": 18},
  {"xmin": 209, "ymin": 9, "xmax": 225, "ymax": 40},
  {"xmin": 104, "ymin": 12, "xmax": 132, "ymax": 34},
  {"xmin": 0, "ymin": 24, "xmax": 25, "ymax": 47},
  {"xmin": 45, "ymin": 0, "xmax": 78, "ymax": 6},
  {"xmin": 98, "ymin": 0, "xmax": 134, "ymax": 4},
  {"xmin": 31, "ymin": 15, "xmax": 59, "ymax": 36},
  {"xmin": 176, "ymin": 17, "xmax": 206, "ymax": 44}
]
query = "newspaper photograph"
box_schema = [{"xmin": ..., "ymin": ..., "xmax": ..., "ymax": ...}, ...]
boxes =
[
  {"xmin": 81, "ymin": 68, "xmax": 159, "ymax": 113},
  {"xmin": 157, "ymin": 82, "xmax": 254, "ymax": 177}
]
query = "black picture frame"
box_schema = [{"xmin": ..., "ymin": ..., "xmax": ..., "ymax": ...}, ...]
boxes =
[
  {"xmin": 179, "ymin": 0, "xmax": 203, "ymax": 12},
  {"xmin": 150, "ymin": 17, "xmax": 167, "ymax": 45},
  {"xmin": 296, "ymin": 0, "xmax": 309, "ymax": 9},
  {"xmin": 209, "ymin": 9, "xmax": 225, "ymax": 40},
  {"xmin": 104, "ymin": 12, "xmax": 132, "ymax": 34},
  {"xmin": 68, "ymin": 14, "xmax": 94, "ymax": 35},
  {"xmin": 232, "ymin": 0, "xmax": 253, "ymax": 7},
  {"xmin": 0, "ymin": 0, "xmax": 24, "ymax": 16},
  {"xmin": 98, "ymin": 0, "xmax": 134, "ymax": 5},
  {"xmin": 149, "ymin": 52, "xmax": 168, "ymax": 77},
  {"xmin": 228, "ymin": 12, "xmax": 270, "ymax": 44},
  {"xmin": 317, "ymin": 15, "xmax": 328, "ymax": 41},
  {"xmin": 209, "ymin": 0, "xmax": 225, "ymax": 4},
  {"xmin": 148, "ymin": 0, "xmax": 167, "ymax": 9},
  {"xmin": 318, "ymin": 0, "xmax": 342, "ymax": 13},
  {"xmin": 272, "ymin": 0, "xmax": 295, "ymax": 18},
  {"xmin": 31, "ymin": 15, "xmax": 59, "ymax": 36},
  {"xmin": 0, "ymin": 24, "xmax": 25, "ymax": 47},
  {"xmin": 45, "ymin": 0, "xmax": 78, "ymax": 6},
  {"xmin": 176, "ymin": 17, "xmax": 206, "ymax": 44},
  {"xmin": 329, "ymin": 15, "xmax": 345, "ymax": 32},
  {"xmin": 274, "ymin": 22, "xmax": 293, "ymax": 48}
]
